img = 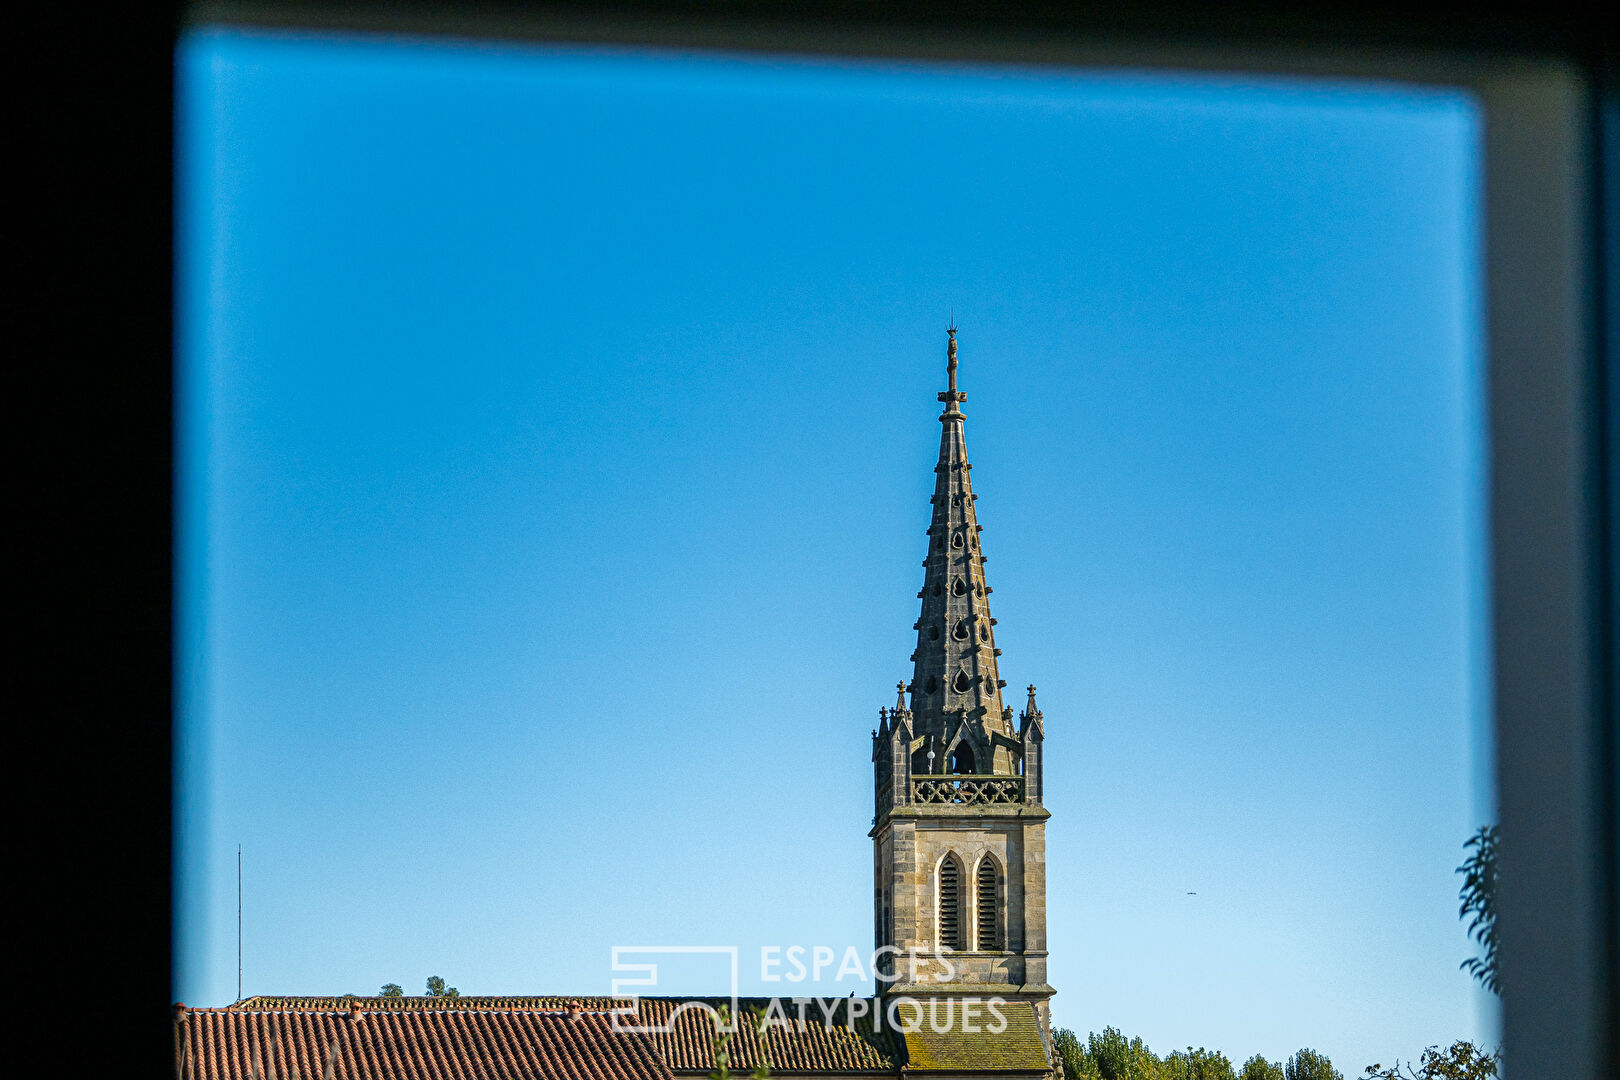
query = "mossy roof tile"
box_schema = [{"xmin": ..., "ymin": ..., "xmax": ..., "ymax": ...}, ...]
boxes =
[{"xmin": 896, "ymin": 1000, "xmax": 1048, "ymax": 1073}]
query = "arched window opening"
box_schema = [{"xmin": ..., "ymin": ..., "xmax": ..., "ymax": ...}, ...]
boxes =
[
  {"xmin": 953, "ymin": 620, "xmax": 969, "ymax": 641},
  {"xmin": 952, "ymin": 577, "xmax": 968, "ymax": 596},
  {"xmin": 951, "ymin": 532, "xmax": 965, "ymax": 549},
  {"xmin": 929, "ymin": 624, "xmax": 941, "ymax": 640},
  {"xmin": 938, "ymin": 856, "xmax": 965, "ymax": 951},
  {"xmin": 954, "ymin": 670, "xmax": 972, "ymax": 693},
  {"xmin": 949, "ymin": 743, "xmax": 976, "ymax": 774},
  {"xmin": 925, "ymin": 676, "xmax": 939, "ymax": 695},
  {"xmin": 976, "ymin": 859, "xmax": 1000, "ymax": 950}
]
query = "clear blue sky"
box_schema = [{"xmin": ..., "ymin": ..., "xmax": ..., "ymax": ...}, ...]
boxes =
[{"xmin": 176, "ymin": 26, "xmax": 1491, "ymax": 1072}]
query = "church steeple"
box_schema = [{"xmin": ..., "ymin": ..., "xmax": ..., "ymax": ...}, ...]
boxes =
[
  {"xmin": 869, "ymin": 326, "xmax": 1054, "ymax": 1040},
  {"xmin": 906, "ymin": 325, "xmax": 1014, "ymax": 772}
]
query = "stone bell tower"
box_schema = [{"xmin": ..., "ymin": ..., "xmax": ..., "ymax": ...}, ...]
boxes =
[{"xmin": 870, "ymin": 325, "xmax": 1053, "ymax": 1036}]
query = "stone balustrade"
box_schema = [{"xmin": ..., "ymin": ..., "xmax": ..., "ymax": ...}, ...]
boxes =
[{"xmin": 910, "ymin": 775, "xmax": 1025, "ymax": 805}]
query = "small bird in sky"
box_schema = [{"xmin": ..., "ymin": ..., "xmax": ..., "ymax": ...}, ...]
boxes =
[{"xmin": 1186, "ymin": 891, "xmax": 1197, "ymax": 896}]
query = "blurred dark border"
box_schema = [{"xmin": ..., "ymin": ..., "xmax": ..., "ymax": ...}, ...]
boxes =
[{"xmin": 27, "ymin": 5, "xmax": 1615, "ymax": 1078}]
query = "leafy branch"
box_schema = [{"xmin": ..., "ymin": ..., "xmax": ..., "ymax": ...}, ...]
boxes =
[
  {"xmin": 1361, "ymin": 1041, "xmax": 1499, "ymax": 1079},
  {"xmin": 1456, "ymin": 826, "xmax": 1499, "ymax": 995},
  {"xmin": 710, "ymin": 1005, "xmax": 771, "ymax": 1080}
]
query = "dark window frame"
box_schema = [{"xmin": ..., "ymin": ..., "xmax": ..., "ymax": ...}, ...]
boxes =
[{"xmin": 56, "ymin": 7, "xmax": 1612, "ymax": 1078}]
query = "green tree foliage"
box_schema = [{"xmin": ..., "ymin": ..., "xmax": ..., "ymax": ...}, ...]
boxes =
[
  {"xmin": 1360, "ymin": 1041, "xmax": 1499, "ymax": 1079},
  {"xmin": 1050, "ymin": 1025, "xmax": 1165, "ymax": 1080},
  {"xmin": 379, "ymin": 983, "xmax": 404, "ymax": 998},
  {"xmin": 1240, "ymin": 1056, "xmax": 1285, "ymax": 1080},
  {"xmin": 1053, "ymin": 1027, "xmax": 1088, "ymax": 1080},
  {"xmin": 1052, "ymin": 1027, "xmax": 1360, "ymax": 1080},
  {"xmin": 1165, "ymin": 1047, "xmax": 1235, "ymax": 1080},
  {"xmin": 1090, "ymin": 1026, "xmax": 1137, "ymax": 1080},
  {"xmin": 1285, "ymin": 1049, "xmax": 1343, "ymax": 1080},
  {"xmin": 1456, "ymin": 826, "xmax": 1500, "ymax": 994},
  {"xmin": 424, "ymin": 975, "xmax": 460, "ymax": 999},
  {"xmin": 1088, "ymin": 1026, "xmax": 1166, "ymax": 1080}
]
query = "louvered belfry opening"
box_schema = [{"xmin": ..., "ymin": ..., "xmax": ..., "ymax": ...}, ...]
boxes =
[
  {"xmin": 938, "ymin": 855, "xmax": 964, "ymax": 951},
  {"xmin": 977, "ymin": 858, "xmax": 1000, "ymax": 950}
]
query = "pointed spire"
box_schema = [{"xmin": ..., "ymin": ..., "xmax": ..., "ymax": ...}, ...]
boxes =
[
  {"xmin": 901, "ymin": 323, "xmax": 1015, "ymax": 772},
  {"xmin": 1019, "ymin": 683, "xmax": 1044, "ymax": 744},
  {"xmin": 878, "ymin": 326, "xmax": 1045, "ymax": 815}
]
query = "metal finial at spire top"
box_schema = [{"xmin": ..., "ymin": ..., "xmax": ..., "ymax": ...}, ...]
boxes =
[{"xmin": 936, "ymin": 324, "xmax": 966, "ymax": 418}]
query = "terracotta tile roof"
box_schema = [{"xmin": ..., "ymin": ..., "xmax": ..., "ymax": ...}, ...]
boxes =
[
  {"xmin": 220, "ymin": 998, "xmax": 901, "ymax": 1075},
  {"xmin": 636, "ymin": 997, "xmax": 898, "ymax": 1073},
  {"xmin": 232, "ymin": 997, "xmax": 597, "ymax": 1013},
  {"xmin": 175, "ymin": 1003, "xmax": 673, "ymax": 1080},
  {"xmin": 894, "ymin": 1000, "xmax": 1049, "ymax": 1073}
]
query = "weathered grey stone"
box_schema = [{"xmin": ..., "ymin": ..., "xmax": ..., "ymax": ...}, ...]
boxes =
[{"xmin": 870, "ymin": 329, "xmax": 1054, "ymax": 1046}]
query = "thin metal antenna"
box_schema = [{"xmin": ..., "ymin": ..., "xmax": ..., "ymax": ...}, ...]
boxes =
[{"xmin": 237, "ymin": 844, "xmax": 243, "ymax": 1002}]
